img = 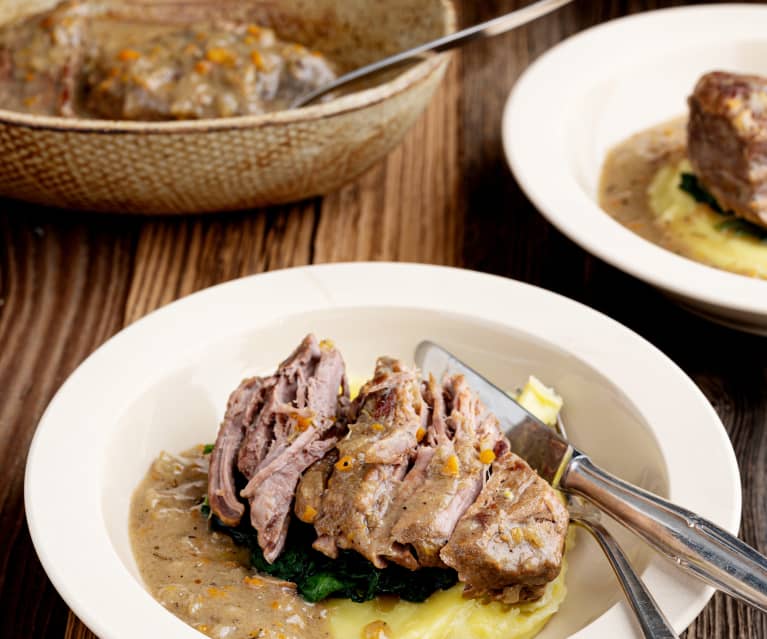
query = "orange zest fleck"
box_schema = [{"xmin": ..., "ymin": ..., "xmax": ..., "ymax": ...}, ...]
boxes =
[
  {"xmin": 271, "ymin": 600, "xmax": 281, "ymax": 610},
  {"xmin": 299, "ymin": 504, "xmax": 318, "ymax": 523},
  {"xmin": 206, "ymin": 586, "xmax": 228, "ymax": 598},
  {"xmin": 479, "ymin": 449, "xmax": 496, "ymax": 465},
  {"xmin": 415, "ymin": 427, "xmax": 426, "ymax": 443},
  {"xmin": 247, "ymin": 24, "xmax": 262, "ymax": 37},
  {"xmin": 243, "ymin": 575, "xmax": 263, "ymax": 587},
  {"xmin": 371, "ymin": 422, "xmax": 384, "ymax": 432},
  {"xmin": 442, "ymin": 454, "xmax": 459, "ymax": 476},
  {"xmin": 335, "ymin": 455, "xmax": 354, "ymax": 472},
  {"xmin": 291, "ymin": 412, "xmax": 313, "ymax": 431},
  {"xmin": 250, "ymin": 50, "xmax": 266, "ymax": 71},
  {"xmin": 118, "ymin": 48, "xmax": 141, "ymax": 62},
  {"xmin": 194, "ymin": 60, "xmax": 211, "ymax": 75},
  {"xmin": 206, "ymin": 47, "xmax": 237, "ymax": 65}
]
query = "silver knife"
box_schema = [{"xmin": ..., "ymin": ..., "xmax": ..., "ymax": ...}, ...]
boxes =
[{"xmin": 415, "ymin": 340, "xmax": 767, "ymax": 614}]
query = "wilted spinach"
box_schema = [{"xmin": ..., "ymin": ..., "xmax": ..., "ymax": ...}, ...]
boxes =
[{"xmin": 211, "ymin": 515, "xmax": 457, "ymax": 603}]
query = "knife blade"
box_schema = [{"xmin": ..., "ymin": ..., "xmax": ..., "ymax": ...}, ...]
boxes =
[
  {"xmin": 414, "ymin": 340, "xmax": 572, "ymax": 484},
  {"xmin": 414, "ymin": 339, "xmax": 767, "ymax": 615}
]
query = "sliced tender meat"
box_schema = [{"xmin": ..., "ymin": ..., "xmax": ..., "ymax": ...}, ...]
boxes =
[
  {"xmin": 391, "ymin": 375, "xmax": 504, "ymax": 567},
  {"xmin": 440, "ymin": 451, "xmax": 569, "ymax": 603},
  {"xmin": 688, "ymin": 71, "xmax": 767, "ymax": 228},
  {"xmin": 294, "ymin": 450, "xmax": 337, "ymax": 525},
  {"xmin": 312, "ymin": 358, "xmax": 428, "ymax": 569},
  {"xmin": 239, "ymin": 337, "xmax": 349, "ymax": 562},
  {"xmin": 374, "ymin": 442, "xmax": 436, "ymax": 569},
  {"xmin": 208, "ymin": 376, "xmax": 271, "ymax": 526}
]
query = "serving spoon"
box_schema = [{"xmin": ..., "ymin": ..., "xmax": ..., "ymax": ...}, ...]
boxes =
[{"xmin": 291, "ymin": 0, "xmax": 573, "ymax": 108}]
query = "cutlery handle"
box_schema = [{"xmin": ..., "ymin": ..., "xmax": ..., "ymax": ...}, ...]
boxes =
[
  {"xmin": 574, "ymin": 518, "xmax": 678, "ymax": 638},
  {"xmin": 562, "ymin": 452, "xmax": 767, "ymax": 613},
  {"xmin": 292, "ymin": 0, "xmax": 572, "ymax": 107}
]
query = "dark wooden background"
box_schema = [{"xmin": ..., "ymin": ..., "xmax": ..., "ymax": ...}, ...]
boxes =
[{"xmin": 1, "ymin": 1, "xmax": 765, "ymax": 637}]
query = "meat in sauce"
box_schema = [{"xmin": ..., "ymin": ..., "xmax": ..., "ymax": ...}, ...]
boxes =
[
  {"xmin": 0, "ymin": 1, "xmax": 338, "ymax": 120},
  {"xmin": 133, "ymin": 336, "xmax": 571, "ymax": 639},
  {"xmin": 210, "ymin": 337, "xmax": 569, "ymax": 601}
]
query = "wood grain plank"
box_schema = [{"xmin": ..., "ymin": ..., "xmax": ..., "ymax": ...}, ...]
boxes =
[
  {"xmin": 123, "ymin": 202, "xmax": 317, "ymax": 325},
  {"xmin": 314, "ymin": 57, "xmax": 462, "ymax": 266},
  {"xmin": 0, "ymin": 207, "xmax": 139, "ymax": 639}
]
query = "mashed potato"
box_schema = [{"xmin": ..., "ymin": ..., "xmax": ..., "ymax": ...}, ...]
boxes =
[
  {"xmin": 328, "ymin": 376, "xmax": 569, "ymax": 639},
  {"xmin": 649, "ymin": 159, "xmax": 767, "ymax": 278},
  {"xmin": 327, "ymin": 563, "xmax": 567, "ymax": 639}
]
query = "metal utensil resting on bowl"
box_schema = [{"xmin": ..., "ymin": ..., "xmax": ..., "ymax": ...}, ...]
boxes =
[
  {"xmin": 556, "ymin": 415, "xmax": 677, "ymax": 639},
  {"xmin": 292, "ymin": 0, "xmax": 574, "ymax": 108},
  {"xmin": 416, "ymin": 342, "xmax": 767, "ymax": 619}
]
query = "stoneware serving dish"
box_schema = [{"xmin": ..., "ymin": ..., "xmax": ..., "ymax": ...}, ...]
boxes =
[
  {"xmin": 0, "ymin": 0, "xmax": 455, "ymax": 214},
  {"xmin": 504, "ymin": 4, "xmax": 767, "ymax": 334},
  {"xmin": 25, "ymin": 263, "xmax": 740, "ymax": 638}
]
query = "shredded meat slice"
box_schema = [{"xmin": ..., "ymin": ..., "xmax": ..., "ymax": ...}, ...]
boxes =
[
  {"xmin": 312, "ymin": 358, "xmax": 428, "ymax": 569},
  {"xmin": 390, "ymin": 375, "xmax": 504, "ymax": 567},
  {"xmin": 209, "ymin": 334, "xmax": 349, "ymax": 562},
  {"xmin": 208, "ymin": 376, "xmax": 271, "ymax": 526}
]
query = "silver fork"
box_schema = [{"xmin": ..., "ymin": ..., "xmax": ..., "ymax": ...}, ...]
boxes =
[{"xmin": 556, "ymin": 415, "xmax": 677, "ymax": 639}]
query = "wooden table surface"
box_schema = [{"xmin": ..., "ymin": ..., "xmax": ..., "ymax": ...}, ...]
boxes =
[{"xmin": 2, "ymin": 1, "xmax": 766, "ymax": 637}]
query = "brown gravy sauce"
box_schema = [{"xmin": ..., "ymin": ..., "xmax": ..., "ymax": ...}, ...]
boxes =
[
  {"xmin": 599, "ymin": 116, "xmax": 687, "ymax": 248},
  {"xmin": 130, "ymin": 447, "xmax": 330, "ymax": 639}
]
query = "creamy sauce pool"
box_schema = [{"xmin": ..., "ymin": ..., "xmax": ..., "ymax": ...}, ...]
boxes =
[
  {"xmin": 599, "ymin": 117, "xmax": 688, "ymax": 247},
  {"xmin": 130, "ymin": 448, "xmax": 330, "ymax": 639}
]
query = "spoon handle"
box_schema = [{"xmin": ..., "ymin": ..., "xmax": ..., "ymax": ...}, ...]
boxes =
[
  {"xmin": 574, "ymin": 517, "xmax": 678, "ymax": 638},
  {"xmin": 564, "ymin": 453, "xmax": 767, "ymax": 613},
  {"xmin": 292, "ymin": 0, "xmax": 573, "ymax": 108}
]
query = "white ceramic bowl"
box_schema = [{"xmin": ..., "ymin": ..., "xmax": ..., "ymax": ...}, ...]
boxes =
[
  {"xmin": 25, "ymin": 263, "xmax": 740, "ymax": 638},
  {"xmin": 503, "ymin": 4, "xmax": 767, "ymax": 334}
]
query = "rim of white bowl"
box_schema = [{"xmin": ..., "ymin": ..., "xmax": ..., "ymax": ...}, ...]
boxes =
[
  {"xmin": 503, "ymin": 4, "xmax": 767, "ymax": 317},
  {"xmin": 25, "ymin": 263, "xmax": 740, "ymax": 639}
]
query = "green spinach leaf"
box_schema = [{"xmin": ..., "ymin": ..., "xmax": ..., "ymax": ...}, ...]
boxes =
[
  {"xmin": 211, "ymin": 515, "xmax": 457, "ymax": 603},
  {"xmin": 679, "ymin": 173, "xmax": 767, "ymax": 241}
]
